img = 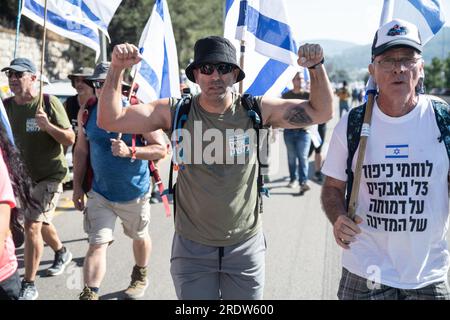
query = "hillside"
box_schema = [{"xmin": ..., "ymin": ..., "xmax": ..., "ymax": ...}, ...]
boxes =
[{"xmin": 321, "ymin": 27, "xmax": 450, "ymax": 73}]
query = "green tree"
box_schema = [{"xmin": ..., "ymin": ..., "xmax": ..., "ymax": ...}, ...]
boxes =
[
  {"xmin": 66, "ymin": 0, "xmax": 223, "ymax": 70},
  {"xmin": 424, "ymin": 57, "xmax": 445, "ymax": 91},
  {"xmin": 0, "ymin": 0, "xmax": 40, "ymax": 34},
  {"xmin": 169, "ymin": 0, "xmax": 223, "ymax": 68},
  {"xmin": 444, "ymin": 53, "xmax": 450, "ymax": 88},
  {"xmin": 1, "ymin": 1, "xmax": 224, "ymax": 72}
]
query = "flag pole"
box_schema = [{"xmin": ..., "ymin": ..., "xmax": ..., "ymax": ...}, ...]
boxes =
[
  {"xmin": 239, "ymin": 40, "xmax": 245, "ymax": 95},
  {"xmin": 347, "ymin": 82, "xmax": 375, "ymax": 220},
  {"xmin": 14, "ymin": 0, "xmax": 23, "ymax": 59},
  {"xmin": 37, "ymin": 0, "xmax": 48, "ymax": 114},
  {"xmin": 347, "ymin": 0, "xmax": 393, "ymax": 220}
]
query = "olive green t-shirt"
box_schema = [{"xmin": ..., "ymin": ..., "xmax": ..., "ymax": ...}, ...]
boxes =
[
  {"xmin": 5, "ymin": 95, "xmax": 71, "ymax": 183},
  {"xmin": 170, "ymin": 92, "xmax": 263, "ymax": 246}
]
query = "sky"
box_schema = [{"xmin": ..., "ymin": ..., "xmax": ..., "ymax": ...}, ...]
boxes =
[{"xmin": 284, "ymin": 0, "xmax": 450, "ymax": 45}]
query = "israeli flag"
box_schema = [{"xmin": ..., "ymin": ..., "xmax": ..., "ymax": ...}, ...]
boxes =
[
  {"xmin": 21, "ymin": 0, "xmax": 122, "ymax": 59},
  {"xmin": 392, "ymin": 0, "xmax": 446, "ymax": 44},
  {"xmin": 385, "ymin": 144, "xmax": 409, "ymax": 159},
  {"xmin": 0, "ymin": 99, "xmax": 14, "ymax": 144},
  {"xmin": 134, "ymin": 0, "xmax": 180, "ymax": 103},
  {"xmin": 365, "ymin": 0, "xmax": 446, "ymax": 96},
  {"xmin": 224, "ymin": 0, "xmax": 299, "ymax": 97}
]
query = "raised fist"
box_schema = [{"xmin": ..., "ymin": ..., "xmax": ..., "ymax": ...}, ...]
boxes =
[
  {"xmin": 297, "ymin": 43, "xmax": 323, "ymax": 69},
  {"xmin": 111, "ymin": 43, "xmax": 142, "ymax": 70}
]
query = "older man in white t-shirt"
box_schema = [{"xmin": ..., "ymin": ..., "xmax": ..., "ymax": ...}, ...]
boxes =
[{"xmin": 321, "ymin": 19, "xmax": 450, "ymax": 300}]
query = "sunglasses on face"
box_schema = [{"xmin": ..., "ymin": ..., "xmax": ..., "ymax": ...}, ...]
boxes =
[
  {"xmin": 198, "ymin": 63, "xmax": 235, "ymax": 75},
  {"xmin": 5, "ymin": 70, "xmax": 25, "ymax": 79},
  {"xmin": 92, "ymin": 81, "xmax": 104, "ymax": 89}
]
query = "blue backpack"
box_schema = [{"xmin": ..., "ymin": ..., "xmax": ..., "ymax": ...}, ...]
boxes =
[{"xmin": 345, "ymin": 97, "xmax": 450, "ymax": 207}]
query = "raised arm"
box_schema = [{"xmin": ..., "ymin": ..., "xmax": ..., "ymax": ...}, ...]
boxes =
[
  {"xmin": 97, "ymin": 43, "xmax": 172, "ymax": 134},
  {"xmin": 262, "ymin": 44, "xmax": 333, "ymax": 128}
]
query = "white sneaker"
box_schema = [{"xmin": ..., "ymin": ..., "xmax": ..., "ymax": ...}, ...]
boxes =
[{"xmin": 287, "ymin": 181, "xmax": 298, "ymax": 188}]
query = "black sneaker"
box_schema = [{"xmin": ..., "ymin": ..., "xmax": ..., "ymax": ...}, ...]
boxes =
[
  {"xmin": 46, "ymin": 248, "xmax": 73, "ymax": 276},
  {"xmin": 315, "ymin": 171, "xmax": 323, "ymax": 183}
]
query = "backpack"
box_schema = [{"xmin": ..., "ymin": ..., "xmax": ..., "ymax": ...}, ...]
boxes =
[
  {"xmin": 345, "ymin": 97, "xmax": 450, "ymax": 207},
  {"xmin": 168, "ymin": 92, "xmax": 269, "ymax": 217}
]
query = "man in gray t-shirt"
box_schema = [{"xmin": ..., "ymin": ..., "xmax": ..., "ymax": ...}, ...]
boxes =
[{"xmin": 97, "ymin": 36, "xmax": 333, "ymax": 299}]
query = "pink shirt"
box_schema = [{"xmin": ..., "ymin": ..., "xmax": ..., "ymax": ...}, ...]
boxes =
[{"xmin": 0, "ymin": 148, "xmax": 17, "ymax": 282}]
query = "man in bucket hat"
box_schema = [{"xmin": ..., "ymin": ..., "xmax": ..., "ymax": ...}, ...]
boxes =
[
  {"xmin": 321, "ymin": 19, "xmax": 450, "ymax": 299},
  {"xmin": 72, "ymin": 61, "xmax": 168, "ymax": 300},
  {"xmin": 1, "ymin": 57, "xmax": 75, "ymax": 300},
  {"xmin": 98, "ymin": 36, "xmax": 333, "ymax": 299},
  {"xmin": 65, "ymin": 66, "xmax": 95, "ymax": 134}
]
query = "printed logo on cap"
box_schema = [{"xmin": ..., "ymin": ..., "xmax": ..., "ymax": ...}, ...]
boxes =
[{"xmin": 387, "ymin": 24, "xmax": 408, "ymax": 37}]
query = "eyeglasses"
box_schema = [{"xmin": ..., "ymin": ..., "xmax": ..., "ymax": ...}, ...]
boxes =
[
  {"xmin": 5, "ymin": 70, "xmax": 25, "ymax": 79},
  {"xmin": 376, "ymin": 57, "xmax": 421, "ymax": 71},
  {"xmin": 92, "ymin": 81, "xmax": 104, "ymax": 89},
  {"xmin": 198, "ymin": 63, "xmax": 235, "ymax": 75}
]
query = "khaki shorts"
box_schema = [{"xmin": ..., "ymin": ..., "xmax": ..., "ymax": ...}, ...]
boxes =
[
  {"xmin": 83, "ymin": 191, "xmax": 151, "ymax": 245},
  {"xmin": 25, "ymin": 180, "xmax": 63, "ymax": 223}
]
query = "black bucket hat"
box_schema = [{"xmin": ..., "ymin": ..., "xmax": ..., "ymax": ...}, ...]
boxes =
[{"xmin": 185, "ymin": 36, "xmax": 245, "ymax": 83}]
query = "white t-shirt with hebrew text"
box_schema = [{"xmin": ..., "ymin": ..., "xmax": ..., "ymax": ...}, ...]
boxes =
[{"xmin": 322, "ymin": 95, "xmax": 450, "ymax": 289}]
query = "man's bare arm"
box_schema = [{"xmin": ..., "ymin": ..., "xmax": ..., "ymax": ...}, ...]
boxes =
[
  {"xmin": 261, "ymin": 44, "xmax": 333, "ymax": 128},
  {"xmin": 321, "ymin": 176, "xmax": 362, "ymax": 249},
  {"xmin": 97, "ymin": 43, "xmax": 171, "ymax": 134}
]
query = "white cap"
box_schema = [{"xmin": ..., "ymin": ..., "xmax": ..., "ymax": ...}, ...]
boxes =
[{"xmin": 371, "ymin": 19, "xmax": 422, "ymax": 58}]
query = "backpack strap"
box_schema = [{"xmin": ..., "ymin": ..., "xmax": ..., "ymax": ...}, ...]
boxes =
[
  {"xmin": 430, "ymin": 98, "xmax": 450, "ymax": 162},
  {"xmin": 168, "ymin": 94, "xmax": 192, "ymax": 195},
  {"xmin": 80, "ymin": 97, "xmax": 98, "ymax": 195},
  {"xmin": 241, "ymin": 93, "xmax": 269, "ymax": 213},
  {"xmin": 345, "ymin": 103, "xmax": 366, "ymax": 208},
  {"xmin": 43, "ymin": 94, "xmax": 52, "ymax": 119}
]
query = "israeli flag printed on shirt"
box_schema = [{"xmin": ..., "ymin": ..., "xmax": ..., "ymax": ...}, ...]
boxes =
[
  {"xmin": 224, "ymin": 0, "xmax": 299, "ymax": 96},
  {"xmin": 392, "ymin": 0, "xmax": 446, "ymax": 44},
  {"xmin": 21, "ymin": 0, "xmax": 122, "ymax": 59},
  {"xmin": 0, "ymin": 99, "xmax": 14, "ymax": 144},
  {"xmin": 385, "ymin": 144, "xmax": 409, "ymax": 159},
  {"xmin": 134, "ymin": 0, "xmax": 180, "ymax": 103}
]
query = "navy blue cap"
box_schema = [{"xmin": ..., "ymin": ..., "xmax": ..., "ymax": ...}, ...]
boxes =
[{"xmin": 1, "ymin": 57, "xmax": 37, "ymax": 74}]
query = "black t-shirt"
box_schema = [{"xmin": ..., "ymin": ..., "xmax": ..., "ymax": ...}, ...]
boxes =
[{"xmin": 64, "ymin": 95, "xmax": 80, "ymax": 131}]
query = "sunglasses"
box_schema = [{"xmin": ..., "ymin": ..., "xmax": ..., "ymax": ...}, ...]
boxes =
[
  {"xmin": 5, "ymin": 70, "xmax": 26, "ymax": 79},
  {"xmin": 92, "ymin": 81, "xmax": 104, "ymax": 89},
  {"xmin": 198, "ymin": 63, "xmax": 235, "ymax": 75}
]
